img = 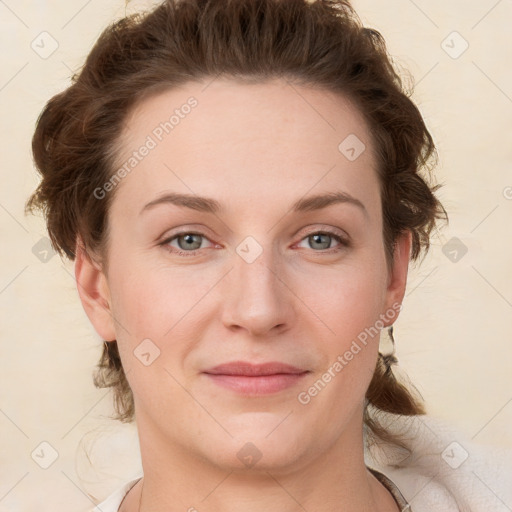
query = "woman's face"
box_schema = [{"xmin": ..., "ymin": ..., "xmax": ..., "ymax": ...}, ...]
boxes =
[{"xmin": 77, "ymin": 78, "xmax": 410, "ymax": 473}]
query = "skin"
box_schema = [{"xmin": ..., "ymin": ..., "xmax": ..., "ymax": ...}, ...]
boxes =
[{"xmin": 75, "ymin": 78, "xmax": 411, "ymax": 512}]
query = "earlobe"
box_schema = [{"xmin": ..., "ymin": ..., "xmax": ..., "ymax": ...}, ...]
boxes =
[
  {"xmin": 383, "ymin": 231, "xmax": 412, "ymax": 325},
  {"xmin": 74, "ymin": 242, "xmax": 117, "ymax": 341}
]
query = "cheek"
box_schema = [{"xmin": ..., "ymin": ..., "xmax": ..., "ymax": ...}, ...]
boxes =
[
  {"xmin": 296, "ymin": 254, "xmax": 388, "ymax": 335},
  {"xmin": 295, "ymin": 267, "xmax": 386, "ymax": 421},
  {"xmin": 105, "ymin": 265, "xmax": 192, "ymax": 403},
  {"xmin": 294, "ymin": 255, "xmax": 387, "ymax": 387},
  {"xmin": 106, "ymin": 257, "xmax": 216, "ymax": 356},
  {"xmin": 316, "ymin": 282, "xmax": 383, "ymax": 376}
]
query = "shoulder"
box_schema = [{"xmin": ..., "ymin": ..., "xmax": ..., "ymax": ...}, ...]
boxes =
[
  {"xmin": 365, "ymin": 413, "xmax": 512, "ymax": 512},
  {"xmin": 89, "ymin": 474, "xmax": 143, "ymax": 512}
]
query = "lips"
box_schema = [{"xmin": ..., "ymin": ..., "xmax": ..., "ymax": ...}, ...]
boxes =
[
  {"xmin": 203, "ymin": 361, "xmax": 310, "ymax": 395},
  {"xmin": 204, "ymin": 361, "xmax": 308, "ymax": 376}
]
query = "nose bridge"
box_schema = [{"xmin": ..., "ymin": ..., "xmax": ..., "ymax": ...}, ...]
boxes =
[{"xmin": 221, "ymin": 236, "xmax": 292, "ymax": 335}]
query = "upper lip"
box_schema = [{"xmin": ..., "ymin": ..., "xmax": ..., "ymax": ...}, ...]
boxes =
[{"xmin": 204, "ymin": 361, "xmax": 308, "ymax": 376}]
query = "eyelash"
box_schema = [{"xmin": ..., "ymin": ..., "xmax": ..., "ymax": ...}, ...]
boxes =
[{"xmin": 159, "ymin": 229, "xmax": 349, "ymax": 257}]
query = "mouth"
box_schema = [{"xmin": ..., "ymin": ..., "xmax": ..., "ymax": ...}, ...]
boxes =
[{"xmin": 203, "ymin": 361, "xmax": 310, "ymax": 395}]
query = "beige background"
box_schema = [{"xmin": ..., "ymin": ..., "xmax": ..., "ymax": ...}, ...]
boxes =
[{"xmin": 0, "ymin": 0, "xmax": 511, "ymax": 510}]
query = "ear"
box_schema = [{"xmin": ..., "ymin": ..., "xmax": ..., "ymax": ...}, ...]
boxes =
[
  {"xmin": 74, "ymin": 241, "xmax": 117, "ymax": 341},
  {"xmin": 382, "ymin": 230, "xmax": 412, "ymax": 326}
]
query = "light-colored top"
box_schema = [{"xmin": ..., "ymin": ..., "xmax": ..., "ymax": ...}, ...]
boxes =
[
  {"xmin": 91, "ymin": 475, "xmax": 142, "ymax": 512},
  {"xmin": 90, "ymin": 413, "xmax": 512, "ymax": 512}
]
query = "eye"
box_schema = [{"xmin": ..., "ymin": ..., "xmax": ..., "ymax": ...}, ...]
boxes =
[
  {"xmin": 160, "ymin": 232, "xmax": 216, "ymax": 256},
  {"xmin": 159, "ymin": 229, "xmax": 349, "ymax": 257},
  {"xmin": 296, "ymin": 231, "xmax": 348, "ymax": 252}
]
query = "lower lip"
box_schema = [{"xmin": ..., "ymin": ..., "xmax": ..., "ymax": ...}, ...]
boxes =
[{"xmin": 204, "ymin": 373, "xmax": 309, "ymax": 395}]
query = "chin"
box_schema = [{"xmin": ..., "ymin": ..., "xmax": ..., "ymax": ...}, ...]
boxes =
[
  {"xmin": 209, "ymin": 441, "xmax": 305, "ymax": 475},
  {"xmin": 196, "ymin": 416, "xmax": 310, "ymax": 472}
]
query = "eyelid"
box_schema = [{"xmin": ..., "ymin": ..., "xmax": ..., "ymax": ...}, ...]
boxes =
[
  {"xmin": 159, "ymin": 225, "xmax": 350, "ymax": 256},
  {"xmin": 158, "ymin": 225, "xmax": 217, "ymax": 245},
  {"xmin": 294, "ymin": 224, "xmax": 350, "ymax": 243},
  {"xmin": 293, "ymin": 229, "xmax": 349, "ymax": 253},
  {"xmin": 159, "ymin": 229, "xmax": 218, "ymax": 256}
]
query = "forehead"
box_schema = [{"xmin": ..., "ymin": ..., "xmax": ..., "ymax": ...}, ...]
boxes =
[{"xmin": 110, "ymin": 78, "xmax": 379, "ymax": 218}]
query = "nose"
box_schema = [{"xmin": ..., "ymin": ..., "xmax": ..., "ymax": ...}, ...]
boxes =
[{"xmin": 220, "ymin": 241, "xmax": 294, "ymax": 338}]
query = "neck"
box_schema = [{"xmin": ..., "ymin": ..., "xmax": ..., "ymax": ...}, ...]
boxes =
[{"xmin": 124, "ymin": 411, "xmax": 398, "ymax": 512}]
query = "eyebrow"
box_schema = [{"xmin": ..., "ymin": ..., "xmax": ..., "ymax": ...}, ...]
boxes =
[{"xmin": 140, "ymin": 191, "xmax": 367, "ymax": 216}]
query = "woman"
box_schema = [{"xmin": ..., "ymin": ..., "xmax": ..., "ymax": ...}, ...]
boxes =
[{"xmin": 25, "ymin": 0, "xmax": 511, "ymax": 511}]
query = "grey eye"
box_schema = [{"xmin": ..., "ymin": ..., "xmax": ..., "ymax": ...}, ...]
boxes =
[
  {"xmin": 309, "ymin": 233, "xmax": 331, "ymax": 250},
  {"xmin": 176, "ymin": 233, "xmax": 203, "ymax": 250}
]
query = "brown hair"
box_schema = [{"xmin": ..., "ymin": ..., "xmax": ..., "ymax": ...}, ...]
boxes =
[{"xmin": 26, "ymin": 0, "xmax": 447, "ymax": 452}]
